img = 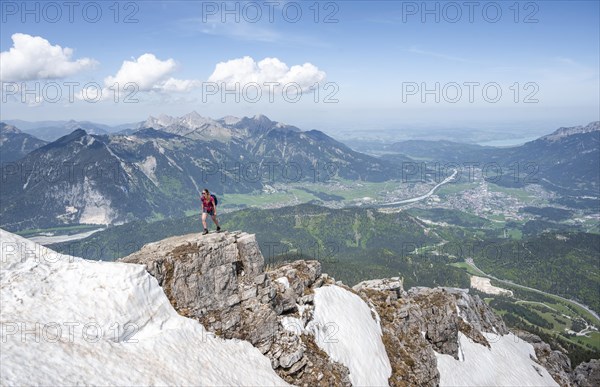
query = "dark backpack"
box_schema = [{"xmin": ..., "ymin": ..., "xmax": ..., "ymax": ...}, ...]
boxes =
[{"xmin": 210, "ymin": 194, "xmax": 218, "ymax": 206}]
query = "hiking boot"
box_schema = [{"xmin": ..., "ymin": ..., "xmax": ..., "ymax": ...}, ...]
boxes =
[
  {"xmin": 202, "ymin": 229, "xmax": 208, "ymax": 235},
  {"xmin": 216, "ymin": 226, "xmax": 221, "ymax": 233}
]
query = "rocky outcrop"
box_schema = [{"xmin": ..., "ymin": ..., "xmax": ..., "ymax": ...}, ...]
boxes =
[
  {"xmin": 121, "ymin": 231, "xmax": 269, "ymax": 331},
  {"xmin": 352, "ymin": 281, "xmax": 512, "ymax": 386},
  {"xmin": 353, "ymin": 280, "xmax": 440, "ymax": 386},
  {"xmin": 122, "ymin": 231, "xmax": 584, "ymax": 387},
  {"xmin": 571, "ymin": 359, "xmax": 600, "ymax": 387},
  {"xmin": 121, "ymin": 231, "xmax": 349, "ymax": 386},
  {"xmin": 515, "ymin": 331, "xmax": 572, "ymax": 386}
]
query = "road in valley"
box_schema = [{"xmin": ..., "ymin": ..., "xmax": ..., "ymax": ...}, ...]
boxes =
[
  {"xmin": 465, "ymin": 258, "xmax": 600, "ymax": 323},
  {"xmin": 381, "ymin": 169, "xmax": 458, "ymax": 206}
]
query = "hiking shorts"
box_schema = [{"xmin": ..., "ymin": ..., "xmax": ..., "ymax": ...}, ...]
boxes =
[{"xmin": 202, "ymin": 208, "xmax": 215, "ymax": 216}]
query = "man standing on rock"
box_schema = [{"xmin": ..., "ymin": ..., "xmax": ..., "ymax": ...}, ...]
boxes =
[{"xmin": 201, "ymin": 189, "xmax": 221, "ymax": 235}]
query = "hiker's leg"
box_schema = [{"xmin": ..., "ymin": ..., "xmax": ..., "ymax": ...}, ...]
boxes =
[
  {"xmin": 211, "ymin": 214, "xmax": 220, "ymax": 228},
  {"xmin": 202, "ymin": 212, "xmax": 208, "ymax": 229}
]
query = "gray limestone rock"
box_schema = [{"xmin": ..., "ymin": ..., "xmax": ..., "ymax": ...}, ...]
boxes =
[
  {"xmin": 571, "ymin": 359, "xmax": 600, "ymax": 387},
  {"xmin": 121, "ymin": 231, "xmax": 576, "ymax": 387}
]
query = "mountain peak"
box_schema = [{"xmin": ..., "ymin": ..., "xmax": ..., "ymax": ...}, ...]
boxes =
[
  {"xmin": 63, "ymin": 128, "xmax": 88, "ymax": 139},
  {"xmin": 64, "ymin": 120, "xmax": 84, "ymax": 130},
  {"xmin": 0, "ymin": 122, "xmax": 49, "ymax": 162},
  {"xmin": 253, "ymin": 113, "xmax": 271, "ymax": 121},
  {"xmin": 142, "ymin": 114, "xmax": 175, "ymax": 129},
  {"xmin": 181, "ymin": 111, "xmax": 217, "ymax": 126},
  {"xmin": 541, "ymin": 121, "xmax": 600, "ymax": 142},
  {"xmin": 0, "ymin": 122, "xmax": 21, "ymax": 134},
  {"xmin": 184, "ymin": 110, "xmax": 202, "ymax": 118},
  {"xmin": 40, "ymin": 128, "xmax": 96, "ymax": 151}
]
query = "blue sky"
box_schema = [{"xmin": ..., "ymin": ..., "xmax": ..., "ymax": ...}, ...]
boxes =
[{"xmin": 1, "ymin": 0, "xmax": 598, "ymax": 133}]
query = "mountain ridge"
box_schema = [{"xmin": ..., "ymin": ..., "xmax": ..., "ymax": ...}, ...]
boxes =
[
  {"xmin": 138, "ymin": 112, "xmax": 303, "ymax": 143},
  {"xmin": 384, "ymin": 121, "xmax": 600, "ymax": 196},
  {"xmin": 1, "ymin": 119, "xmax": 597, "ymax": 230},
  {"xmin": 0, "ymin": 118, "xmax": 400, "ymax": 230},
  {"xmin": 3, "ymin": 228, "xmax": 595, "ymax": 386}
]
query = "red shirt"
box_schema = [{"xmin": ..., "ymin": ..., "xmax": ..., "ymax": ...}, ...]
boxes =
[{"xmin": 201, "ymin": 195, "xmax": 215, "ymax": 211}]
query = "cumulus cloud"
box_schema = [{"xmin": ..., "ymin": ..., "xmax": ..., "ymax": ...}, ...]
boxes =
[
  {"xmin": 208, "ymin": 56, "xmax": 326, "ymax": 93},
  {"xmin": 0, "ymin": 33, "xmax": 97, "ymax": 82},
  {"xmin": 104, "ymin": 53, "xmax": 200, "ymax": 93},
  {"xmin": 74, "ymin": 53, "xmax": 200, "ymax": 101},
  {"xmin": 160, "ymin": 77, "xmax": 201, "ymax": 93},
  {"xmin": 68, "ymin": 54, "xmax": 202, "ymax": 103}
]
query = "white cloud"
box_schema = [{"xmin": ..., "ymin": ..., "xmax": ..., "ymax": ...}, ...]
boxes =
[
  {"xmin": 104, "ymin": 53, "xmax": 200, "ymax": 93},
  {"xmin": 0, "ymin": 33, "xmax": 97, "ymax": 82},
  {"xmin": 74, "ymin": 54, "xmax": 200, "ymax": 101},
  {"xmin": 161, "ymin": 77, "xmax": 202, "ymax": 92},
  {"xmin": 208, "ymin": 56, "xmax": 326, "ymax": 93}
]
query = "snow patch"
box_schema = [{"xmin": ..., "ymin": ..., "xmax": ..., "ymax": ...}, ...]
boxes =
[
  {"xmin": 22, "ymin": 171, "xmax": 33, "ymax": 190},
  {"xmin": 435, "ymin": 332, "xmax": 559, "ymax": 386},
  {"xmin": 0, "ymin": 229, "xmax": 288, "ymax": 386},
  {"xmin": 165, "ymin": 153, "xmax": 183, "ymax": 171},
  {"xmin": 153, "ymin": 140, "xmax": 165, "ymax": 154},
  {"xmin": 188, "ymin": 174, "xmax": 200, "ymax": 193},
  {"xmin": 306, "ymin": 285, "xmax": 392, "ymax": 386}
]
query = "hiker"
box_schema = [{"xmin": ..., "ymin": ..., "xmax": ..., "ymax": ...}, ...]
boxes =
[{"xmin": 201, "ymin": 189, "xmax": 221, "ymax": 235}]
